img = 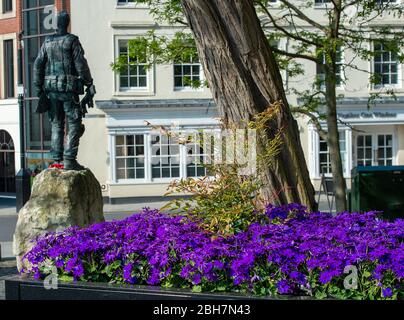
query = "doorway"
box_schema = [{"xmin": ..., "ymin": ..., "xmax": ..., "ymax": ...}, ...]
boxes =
[{"xmin": 0, "ymin": 130, "xmax": 16, "ymax": 193}]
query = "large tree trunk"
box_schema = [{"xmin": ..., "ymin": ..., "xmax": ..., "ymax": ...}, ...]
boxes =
[{"xmin": 181, "ymin": 0, "xmax": 317, "ymax": 211}]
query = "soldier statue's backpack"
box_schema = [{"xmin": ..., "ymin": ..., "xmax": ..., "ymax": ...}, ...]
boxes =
[{"xmin": 42, "ymin": 34, "xmax": 85, "ymax": 95}]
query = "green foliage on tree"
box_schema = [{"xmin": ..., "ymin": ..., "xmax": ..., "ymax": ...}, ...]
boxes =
[
  {"xmin": 111, "ymin": 0, "xmax": 404, "ymax": 211},
  {"xmin": 256, "ymin": 0, "xmax": 404, "ymax": 211},
  {"xmin": 111, "ymin": 30, "xmax": 206, "ymax": 88}
]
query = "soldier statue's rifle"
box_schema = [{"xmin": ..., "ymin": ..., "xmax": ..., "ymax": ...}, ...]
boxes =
[{"xmin": 80, "ymin": 84, "xmax": 96, "ymax": 118}]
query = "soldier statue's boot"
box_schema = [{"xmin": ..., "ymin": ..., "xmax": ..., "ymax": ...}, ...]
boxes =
[
  {"xmin": 52, "ymin": 160, "xmax": 63, "ymax": 166},
  {"xmin": 64, "ymin": 159, "xmax": 85, "ymax": 171}
]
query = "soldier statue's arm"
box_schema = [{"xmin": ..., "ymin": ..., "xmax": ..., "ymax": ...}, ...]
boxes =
[
  {"xmin": 72, "ymin": 37, "xmax": 93, "ymax": 86},
  {"xmin": 33, "ymin": 41, "xmax": 48, "ymax": 97},
  {"xmin": 72, "ymin": 37, "xmax": 96, "ymax": 115}
]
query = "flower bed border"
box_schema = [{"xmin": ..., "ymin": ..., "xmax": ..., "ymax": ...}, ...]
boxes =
[{"xmin": 4, "ymin": 275, "xmax": 314, "ymax": 300}]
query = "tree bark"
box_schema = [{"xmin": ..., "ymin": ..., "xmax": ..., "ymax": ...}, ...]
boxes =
[
  {"xmin": 326, "ymin": 1, "xmax": 347, "ymax": 212},
  {"xmin": 181, "ymin": 0, "xmax": 317, "ymax": 211},
  {"xmin": 325, "ymin": 66, "xmax": 347, "ymax": 212}
]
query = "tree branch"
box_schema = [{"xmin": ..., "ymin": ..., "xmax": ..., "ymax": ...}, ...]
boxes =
[
  {"xmin": 174, "ymin": 18, "xmax": 189, "ymax": 26},
  {"xmin": 278, "ymin": 0, "xmax": 328, "ymax": 32},
  {"xmin": 337, "ymin": 118, "xmax": 365, "ymax": 133},
  {"xmin": 271, "ymin": 46, "xmax": 318, "ymax": 63},
  {"xmin": 291, "ymin": 107, "xmax": 328, "ymax": 141},
  {"xmin": 257, "ymin": 1, "xmax": 321, "ymax": 47}
]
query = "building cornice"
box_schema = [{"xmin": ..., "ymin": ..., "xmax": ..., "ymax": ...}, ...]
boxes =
[
  {"xmin": 298, "ymin": 96, "xmax": 404, "ymax": 108},
  {"xmin": 110, "ymin": 21, "xmax": 157, "ymax": 29},
  {"xmin": 96, "ymin": 99, "xmax": 216, "ymax": 111}
]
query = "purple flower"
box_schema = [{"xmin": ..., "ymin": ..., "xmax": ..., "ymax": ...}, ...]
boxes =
[
  {"xmin": 319, "ymin": 269, "xmax": 341, "ymax": 284},
  {"xmin": 55, "ymin": 259, "xmax": 64, "ymax": 268},
  {"xmin": 21, "ymin": 206, "xmax": 403, "ymax": 299},
  {"xmin": 213, "ymin": 261, "xmax": 224, "ymax": 269},
  {"xmin": 277, "ymin": 280, "xmax": 292, "ymax": 294},
  {"xmin": 382, "ymin": 287, "xmax": 393, "ymax": 298},
  {"xmin": 123, "ymin": 263, "xmax": 136, "ymax": 284},
  {"xmin": 147, "ymin": 268, "xmax": 160, "ymax": 285},
  {"xmin": 290, "ymin": 271, "xmax": 306, "ymax": 285},
  {"xmin": 192, "ymin": 274, "xmax": 202, "ymax": 285}
]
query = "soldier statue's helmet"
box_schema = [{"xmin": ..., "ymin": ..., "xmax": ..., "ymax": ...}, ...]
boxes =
[{"xmin": 56, "ymin": 10, "xmax": 70, "ymax": 33}]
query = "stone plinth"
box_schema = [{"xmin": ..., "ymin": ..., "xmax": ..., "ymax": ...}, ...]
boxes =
[{"xmin": 13, "ymin": 168, "xmax": 105, "ymax": 272}]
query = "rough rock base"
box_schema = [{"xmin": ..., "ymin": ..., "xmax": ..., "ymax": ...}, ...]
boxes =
[{"xmin": 13, "ymin": 168, "xmax": 105, "ymax": 272}]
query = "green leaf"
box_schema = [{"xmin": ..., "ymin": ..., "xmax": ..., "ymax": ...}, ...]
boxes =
[
  {"xmin": 192, "ymin": 285, "xmax": 202, "ymax": 293},
  {"xmin": 59, "ymin": 275, "xmax": 74, "ymax": 282},
  {"xmin": 315, "ymin": 290, "xmax": 327, "ymax": 300}
]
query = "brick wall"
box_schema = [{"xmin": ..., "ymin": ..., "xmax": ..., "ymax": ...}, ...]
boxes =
[
  {"xmin": 0, "ymin": 0, "xmax": 20, "ymax": 99},
  {"xmin": 0, "ymin": 0, "xmax": 71, "ymax": 37},
  {"xmin": 55, "ymin": 0, "xmax": 71, "ymax": 12},
  {"xmin": 0, "ymin": 0, "xmax": 20, "ymax": 35},
  {"xmin": 0, "ymin": 0, "xmax": 71, "ymax": 99},
  {"xmin": 55, "ymin": 0, "xmax": 71, "ymax": 31}
]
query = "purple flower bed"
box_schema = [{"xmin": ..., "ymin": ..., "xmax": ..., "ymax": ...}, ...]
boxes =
[{"xmin": 23, "ymin": 205, "xmax": 403, "ymax": 299}]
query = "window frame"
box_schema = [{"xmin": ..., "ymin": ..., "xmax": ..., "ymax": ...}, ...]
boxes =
[
  {"xmin": 116, "ymin": 0, "xmax": 140, "ymax": 6},
  {"xmin": 115, "ymin": 134, "xmax": 147, "ymax": 181},
  {"xmin": 354, "ymin": 132, "xmax": 396, "ymax": 167},
  {"xmin": 173, "ymin": 56, "xmax": 204, "ymax": 91},
  {"xmin": 2, "ymin": 38, "xmax": 15, "ymax": 99},
  {"xmin": 377, "ymin": 134, "xmax": 394, "ymax": 166},
  {"xmin": 116, "ymin": 0, "xmax": 149, "ymax": 9},
  {"xmin": 316, "ymin": 46, "xmax": 345, "ymax": 90},
  {"xmin": 375, "ymin": 0, "xmax": 399, "ymax": 5},
  {"xmin": 2, "ymin": 0, "xmax": 12, "ymax": 13},
  {"xmin": 314, "ymin": 0, "xmax": 332, "ymax": 8},
  {"xmin": 150, "ymin": 133, "xmax": 181, "ymax": 181},
  {"xmin": 0, "ymin": 0, "xmax": 15, "ymax": 18},
  {"xmin": 309, "ymin": 126, "xmax": 352, "ymax": 179},
  {"xmin": 185, "ymin": 132, "xmax": 210, "ymax": 179},
  {"xmin": 117, "ymin": 0, "xmax": 134, "ymax": 4},
  {"xmin": 372, "ymin": 41, "xmax": 401, "ymax": 90},
  {"xmin": 114, "ymin": 36, "xmax": 155, "ymax": 96},
  {"xmin": 22, "ymin": 0, "xmax": 56, "ymax": 157},
  {"xmin": 317, "ymin": 130, "xmax": 348, "ymax": 177},
  {"xmin": 110, "ymin": 129, "xmax": 215, "ymax": 184}
]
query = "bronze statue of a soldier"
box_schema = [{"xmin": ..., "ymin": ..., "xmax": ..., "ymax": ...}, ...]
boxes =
[{"xmin": 33, "ymin": 10, "xmax": 95, "ymax": 171}]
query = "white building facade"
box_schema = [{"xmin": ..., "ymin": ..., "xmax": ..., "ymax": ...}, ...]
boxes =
[
  {"xmin": 70, "ymin": 0, "xmax": 404, "ymax": 202},
  {"xmin": 0, "ymin": 0, "xmax": 20, "ymax": 195}
]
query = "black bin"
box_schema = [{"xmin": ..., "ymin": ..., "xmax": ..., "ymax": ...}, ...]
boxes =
[{"xmin": 351, "ymin": 166, "xmax": 404, "ymax": 221}]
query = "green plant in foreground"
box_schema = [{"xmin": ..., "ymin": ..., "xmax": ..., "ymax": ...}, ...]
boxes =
[{"xmin": 163, "ymin": 163, "xmax": 266, "ymax": 236}]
